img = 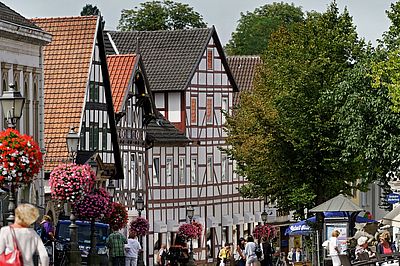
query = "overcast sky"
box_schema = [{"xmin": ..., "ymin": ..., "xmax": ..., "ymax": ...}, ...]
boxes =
[{"xmin": 2, "ymin": 0, "xmax": 397, "ymax": 46}]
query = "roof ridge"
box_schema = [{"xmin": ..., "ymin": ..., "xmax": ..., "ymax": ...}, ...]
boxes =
[
  {"xmin": 108, "ymin": 27, "xmax": 212, "ymax": 34},
  {"xmin": 227, "ymin": 55, "xmax": 261, "ymax": 58},
  {"xmin": 107, "ymin": 54, "xmax": 136, "ymax": 58},
  {"xmin": 31, "ymin": 15, "xmax": 98, "ymax": 22}
]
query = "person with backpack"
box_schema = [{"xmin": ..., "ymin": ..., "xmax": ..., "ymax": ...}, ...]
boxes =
[
  {"xmin": 39, "ymin": 215, "xmax": 55, "ymax": 244},
  {"xmin": 244, "ymin": 235, "xmax": 258, "ymax": 266}
]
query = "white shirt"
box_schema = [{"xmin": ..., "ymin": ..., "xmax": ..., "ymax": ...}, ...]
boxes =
[
  {"xmin": 0, "ymin": 226, "xmax": 49, "ymax": 266},
  {"xmin": 125, "ymin": 237, "xmax": 141, "ymax": 258},
  {"xmin": 244, "ymin": 242, "xmax": 256, "ymax": 258},
  {"xmin": 329, "ymin": 237, "xmax": 339, "ymax": 255}
]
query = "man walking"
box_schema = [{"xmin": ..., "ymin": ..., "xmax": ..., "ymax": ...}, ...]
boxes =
[
  {"xmin": 107, "ymin": 228, "xmax": 128, "ymax": 266},
  {"xmin": 125, "ymin": 231, "xmax": 142, "ymax": 266}
]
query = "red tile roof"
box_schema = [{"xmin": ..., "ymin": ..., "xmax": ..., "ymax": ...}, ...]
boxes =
[
  {"xmin": 31, "ymin": 16, "xmax": 99, "ymax": 171},
  {"xmin": 107, "ymin": 54, "xmax": 137, "ymax": 112}
]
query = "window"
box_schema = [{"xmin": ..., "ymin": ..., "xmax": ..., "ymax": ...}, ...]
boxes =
[
  {"xmin": 23, "ymin": 81, "xmax": 29, "ymax": 135},
  {"xmin": 153, "ymin": 158, "xmax": 160, "ymax": 184},
  {"xmin": 130, "ymin": 154, "xmax": 136, "ymax": 190},
  {"xmin": 191, "ymin": 97, "xmax": 197, "ymax": 124},
  {"xmin": 207, "ymin": 49, "xmax": 213, "ymax": 70},
  {"xmin": 207, "ymin": 156, "xmax": 213, "ymax": 182},
  {"xmin": 179, "ymin": 157, "xmax": 185, "ymax": 184},
  {"xmin": 206, "ymin": 98, "xmax": 213, "ymax": 124},
  {"xmin": 89, "ymin": 81, "xmax": 99, "ymax": 102},
  {"xmin": 222, "ymin": 98, "xmax": 228, "ymax": 124},
  {"xmin": 89, "ymin": 122, "xmax": 99, "ymax": 151},
  {"xmin": 191, "ymin": 158, "xmax": 197, "ymax": 183},
  {"xmin": 138, "ymin": 155, "xmax": 143, "ymax": 189},
  {"xmin": 102, "ymin": 124, "xmax": 108, "ymax": 150},
  {"xmin": 222, "ymin": 155, "xmax": 228, "ymax": 181},
  {"xmin": 33, "ymin": 82, "xmax": 39, "ymax": 141},
  {"xmin": 166, "ymin": 157, "xmax": 173, "ymax": 184}
]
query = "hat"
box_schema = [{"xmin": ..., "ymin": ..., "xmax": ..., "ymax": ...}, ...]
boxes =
[{"xmin": 357, "ymin": 236, "xmax": 368, "ymax": 246}]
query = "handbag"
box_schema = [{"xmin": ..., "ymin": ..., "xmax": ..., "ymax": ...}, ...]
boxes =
[{"xmin": 0, "ymin": 226, "xmax": 23, "ymax": 266}]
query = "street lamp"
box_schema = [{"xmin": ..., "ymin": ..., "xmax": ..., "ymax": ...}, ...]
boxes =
[
  {"xmin": 66, "ymin": 127, "xmax": 79, "ymax": 162},
  {"xmin": 0, "ymin": 84, "xmax": 25, "ymax": 224},
  {"xmin": 65, "ymin": 127, "xmax": 81, "ymax": 266},
  {"xmin": 261, "ymin": 210, "xmax": 268, "ymax": 225},
  {"xmin": 107, "ymin": 180, "xmax": 116, "ymax": 202},
  {"xmin": 135, "ymin": 194, "xmax": 145, "ymax": 266},
  {"xmin": 186, "ymin": 205, "xmax": 195, "ymax": 266}
]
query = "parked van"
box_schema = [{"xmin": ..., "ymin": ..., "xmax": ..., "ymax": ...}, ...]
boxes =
[{"xmin": 55, "ymin": 220, "xmax": 109, "ymax": 265}]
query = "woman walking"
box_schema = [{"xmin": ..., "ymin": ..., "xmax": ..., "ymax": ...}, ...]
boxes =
[
  {"xmin": 0, "ymin": 204, "xmax": 49, "ymax": 266},
  {"xmin": 244, "ymin": 235, "xmax": 258, "ymax": 266},
  {"xmin": 329, "ymin": 230, "xmax": 341, "ymax": 266}
]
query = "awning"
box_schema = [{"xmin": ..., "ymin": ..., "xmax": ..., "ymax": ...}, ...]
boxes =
[
  {"xmin": 154, "ymin": 221, "xmax": 167, "ymax": 233},
  {"xmin": 207, "ymin": 216, "xmax": 218, "ymax": 228},
  {"xmin": 167, "ymin": 220, "xmax": 179, "ymax": 232},
  {"xmin": 382, "ymin": 205, "xmax": 400, "ymax": 227},
  {"xmin": 244, "ymin": 212, "xmax": 255, "ymax": 223},
  {"xmin": 233, "ymin": 213, "xmax": 244, "ymax": 224},
  {"xmin": 222, "ymin": 215, "xmax": 233, "ymax": 226}
]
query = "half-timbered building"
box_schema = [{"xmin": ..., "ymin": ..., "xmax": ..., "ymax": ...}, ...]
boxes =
[
  {"xmin": 32, "ymin": 16, "xmax": 122, "ymax": 219},
  {"xmin": 106, "ymin": 28, "xmax": 264, "ymax": 264},
  {"xmin": 0, "ymin": 2, "xmax": 51, "ymax": 223}
]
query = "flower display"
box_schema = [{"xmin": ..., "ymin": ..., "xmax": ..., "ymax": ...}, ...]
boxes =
[
  {"xmin": 253, "ymin": 224, "xmax": 276, "ymax": 240},
  {"xmin": 103, "ymin": 202, "xmax": 128, "ymax": 231},
  {"xmin": 49, "ymin": 163, "xmax": 96, "ymax": 202},
  {"xmin": 74, "ymin": 188, "xmax": 112, "ymax": 220},
  {"xmin": 129, "ymin": 216, "xmax": 150, "ymax": 236},
  {"xmin": 0, "ymin": 128, "xmax": 43, "ymax": 185},
  {"xmin": 178, "ymin": 222, "xmax": 203, "ymax": 240}
]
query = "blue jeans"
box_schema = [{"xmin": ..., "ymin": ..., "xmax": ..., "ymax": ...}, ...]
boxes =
[{"xmin": 126, "ymin": 257, "xmax": 138, "ymax": 266}]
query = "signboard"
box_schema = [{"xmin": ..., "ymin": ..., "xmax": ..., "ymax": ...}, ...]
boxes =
[{"xmin": 387, "ymin": 193, "xmax": 400, "ymax": 204}]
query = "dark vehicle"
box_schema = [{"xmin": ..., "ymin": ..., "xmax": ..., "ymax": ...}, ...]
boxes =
[{"xmin": 55, "ymin": 220, "xmax": 109, "ymax": 266}]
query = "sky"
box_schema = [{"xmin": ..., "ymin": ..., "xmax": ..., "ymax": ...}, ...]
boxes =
[{"xmin": 1, "ymin": 0, "xmax": 398, "ymax": 46}]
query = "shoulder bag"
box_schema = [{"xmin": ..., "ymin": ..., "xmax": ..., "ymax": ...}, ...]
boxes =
[{"xmin": 0, "ymin": 226, "xmax": 23, "ymax": 266}]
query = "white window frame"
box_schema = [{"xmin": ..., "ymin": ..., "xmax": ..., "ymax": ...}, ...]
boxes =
[
  {"xmin": 153, "ymin": 157, "xmax": 160, "ymax": 184},
  {"xmin": 191, "ymin": 158, "xmax": 197, "ymax": 183},
  {"xmin": 166, "ymin": 157, "xmax": 173, "ymax": 184},
  {"xmin": 179, "ymin": 157, "xmax": 185, "ymax": 184}
]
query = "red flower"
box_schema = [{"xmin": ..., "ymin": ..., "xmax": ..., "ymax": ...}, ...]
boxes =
[
  {"xmin": 178, "ymin": 222, "xmax": 203, "ymax": 240},
  {"xmin": 253, "ymin": 224, "xmax": 276, "ymax": 240},
  {"xmin": 129, "ymin": 217, "xmax": 150, "ymax": 236},
  {"xmin": 74, "ymin": 188, "xmax": 112, "ymax": 220},
  {"xmin": 0, "ymin": 128, "xmax": 43, "ymax": 185},
  {"xmin": 103, "ymin": 202, "xmax": 129, "ymax": 231}
]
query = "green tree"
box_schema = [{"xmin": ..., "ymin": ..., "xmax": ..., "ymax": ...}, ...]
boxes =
[
  {"xmin": 80, "ymin": 4, "xmax": 100, "ymax": 16},
  {"xmin": 225, "ymin": 3, "xmax": 374, "ymax": 213},
  {"xmin": 225, "ymin": 2, "xmax": 304, "ymax": 56},
  {"xmin": 117, "ymin": 0, "xmax": 206, "ymax": 31}
]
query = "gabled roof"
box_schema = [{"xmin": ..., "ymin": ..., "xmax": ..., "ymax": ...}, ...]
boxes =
[
  {"xmin": 227, "ymin": 56, "xmax": 261, "ymax": 93},
  {"xmin": 227, "ymin": 56, "xmax": 262, "ymax": 106},
  {"xmin": 0, "ymin": 2, "xmax": 42, "ymax": 30},
  {"xmin": 107, "ymin": 54, "xmax": 137, "ymax": 112},
  {"xmin": 105, "ymin": 27, "xmax": 238, "ymax": 92},
  {"xmin": 31, "ymin": 16, "xmax": 99, "ymax": 171}
]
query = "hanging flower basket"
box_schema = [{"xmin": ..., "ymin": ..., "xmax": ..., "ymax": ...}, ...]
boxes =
[
  {"xmin": 103, "ymin": 202, "xmax": 128, "ymax": 231},
  {"xmin": 253, "ymin": 224, "xmax": 276, "ymax": 240},
  {"xmin": 0, "ymin": 128, "xmax": 43, "ymax": 186},
  {"xmin": 129, "ymin": 216, "xmax": 150, "ymax": 236},
  {"xmin": 74, "ymin": 188, "xmax": 112, "ymax": 220},
  {"xmin": 178, "ymin": 222, "xmax": 203, "ymax": 240},
  {"xmin": 49, "ymin": 163, "xmax": 96, "ymax": 202}
]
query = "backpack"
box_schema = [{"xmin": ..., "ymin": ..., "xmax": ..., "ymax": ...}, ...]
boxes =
[{"xmin": 255, "ymin": 244, "xmax": 262, "ymax": 259}]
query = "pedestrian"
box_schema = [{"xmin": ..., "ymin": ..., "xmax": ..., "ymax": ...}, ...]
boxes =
[
  {"xmin": 156, "ymin": 243, "xmax": 168, "ymax": 266},
  {"xmin": 0, "ymin": 203, "xmax": 49, "ymax": 266},
  {"xmin": 329, "ymin": 230, "xmax": 341, "ymax": 266},
  {"xmin": 355, "ymin": 236, "xmax": 374, "ymax": 260},
  {"xmin": 106, "ymin": 228, "xmax": 128, "ymax": 266},
  {"xmin": 218, "ymin": 242, "xmax": 232, "ymax": 266},
  {"xmin": 244, "ymin": 235, "xmax": 258, "ymax": 266},
  {"xmin": 292, "ymin": 248, "xmax": 302, "ymax": 263},
  {"xmin": 235, "ymin": 237, "xmax": 246, "ymax": 266},
  {"xmin": 39, "ymin": 214, "xmax": 55, "ymax": 244},
  {"xmin": 287, "ymin": 248, "xmax": 295, "ymax": 266},
  {"xmin": 377, "ymin": 230, "xmax": 396, "ymax": 254},
  {"xmin": 124, "ymin": 231, "xmax": 141, "ymax": 266}
]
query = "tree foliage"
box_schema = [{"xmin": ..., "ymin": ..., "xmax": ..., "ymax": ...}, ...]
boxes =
[
  {"xmin": 80, "ymin": 4, "xmax": 100, "ymax": 16},
  {"xmin": 225, "ymin": 2, "xmax": 304, "ymax": 56},
  {"xmin": 118, "ymin": 0, "xmax": 207, "ymax": 31},
  {"xmin": 225, "ymin": 3, "xmax": 400, "ymax": 213}
]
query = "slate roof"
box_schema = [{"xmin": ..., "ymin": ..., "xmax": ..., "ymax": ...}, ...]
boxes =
[
  {"xmin": 31, "ymin": 16, "xmax": 99, "ymax": 171},
  {"xmin": 107, "ymin": 54, "xmax": 137, "ymax": 112},
  {"xmin": 105, "ymin": 27, "xmax": 238, "ymax": 92},
  {"xmin": 146, "ymin": 112, "xmax": 190, "ymax": 147},
  {"xmin": 0, "ymin": 1, "xmax": 42, "ymax": 30}
]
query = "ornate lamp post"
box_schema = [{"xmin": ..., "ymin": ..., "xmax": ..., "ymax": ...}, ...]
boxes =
[
  {"xmin": 135, "ymin": 194, "xmax": 145, "ymax": 266},
  {"xmin": 0, "ymin": 84, "xmax": 25, "ymax": 224},
  {"xmin": 65, "ymin": 127, "xmax": 81, "ymax": 266},
  {"xmin": 107, "ymin": 180, "xmax": 116, "ymax": 202},
  {"xmin": 261, "ymin": 210, "xmax": 268, "ymax": 225},
  {"xmin": 186, "ymin": 205, "xmax": 195, "ymax": 266}
]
